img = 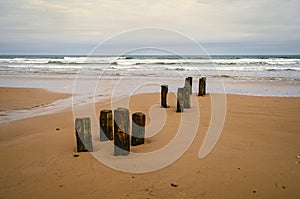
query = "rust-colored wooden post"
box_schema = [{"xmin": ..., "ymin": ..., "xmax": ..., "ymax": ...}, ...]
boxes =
[
  {"xmin": 177, "ymin": 87, "xmax": 184, "ymax": 112},
  {"xmin": 184, "ymin": 85, "xmax": 191, "ymax": 108},
  {"xmin": 198, "ymin": 77, "xmax": 206, "ymax": 96},
  {"xmin": 161, "ymin": 85, "xmax": 168, "ymax": 108},
  {"xmin": 114, "ymin": 108, "xmax": 130, "ymax": 156},
  {"xmin": 75, "ymin": 117, "xmax": 93, "ymax": 152},
  {"xmin": 131, "ymin": 112, "xmax": 145, "ymax": 146},
  {"xmin": 100, "ymin": 109, "xmax": 113, "ymax": 141}
]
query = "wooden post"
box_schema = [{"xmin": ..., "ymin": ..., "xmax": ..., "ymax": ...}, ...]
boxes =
[
  {"xmin": 203, "ymin": 77, "xmax": 207, "ymax": 95},
  {"xmin": 198, "ymin": 77, "xmax": 206, "ymax": 96},
  {"xmin": 114, "ymin": 108, "xmax": 130, "ymax": 156},
  {"xmin": 188, "ymin": 76, "xmax": 193, "ymax": 95},
  {"xmin": 75, "ymin": 117, "xmax": 93, "ymax": 152},
  {"xmin": 198, "ymin": 77, "xmax": 203, "ymax": 96},
  {"xmin": 161, "ymin": 85, "xmax": 168, "ymax": 108},
  {"xmin": 100, "ymin": 109, "xmax": 113, "ymax": 141},
  {"xmin": 184, "ymin": 85, "xmax": 191, "ymax": 108},
  {"xmin": 177, "ymin": 87, "xmax": 184, "ymax": 112},
  {"xmin": 185, "ymin": 78, "xmax": 190, "ymax": 95},
  {"xmin": 131, "ymin": 112, "xmax": 145, "ymax": 146}
]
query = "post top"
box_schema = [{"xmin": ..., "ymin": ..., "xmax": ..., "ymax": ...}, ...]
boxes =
[
  {"xmin": 133, "ymin": 112, "xmax": 145, "ymax": 116},
  {"xmin": 75, "ymin": 117, "xmax": 90, "ymax": 121},
  {"xmin": 115, "ymin": 107, "xmax": 129, "ymax": 112},
  {"xmin": 101, "ymin": 109, "xmax": 112, "ymax": 113}
]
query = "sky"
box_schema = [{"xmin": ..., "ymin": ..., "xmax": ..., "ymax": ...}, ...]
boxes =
[{"xmin": 0, "ymin": 0, "xmax": 300, "ymax": 55}]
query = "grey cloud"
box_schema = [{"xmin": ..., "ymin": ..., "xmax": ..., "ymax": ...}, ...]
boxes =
[{"xmin": 0, "ymin": 0, "xmax": 299, "ymax": 54}]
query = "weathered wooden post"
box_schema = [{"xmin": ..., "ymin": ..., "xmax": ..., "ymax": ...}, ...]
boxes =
[
  {"xmin": 75, "ymin": 117, "xmax": 93, "ymax": 152},
  {"xmin": 198, "ymin": 77, "xmax": 202, "ymax": 96},
  {"xmin": 185, "ymin": 78, "xmax": 191, "ymax": 95},
  {"xmin": 114, "ymin": 108, "xmax": 130, "ymax": 156},
  {"xmin": 184, "ymin": 85, "xmax": 191, "ymax": 108},
  {"xmin": 177, "ymin": 87, "xmax": 184, "ymax": 112},
  {"xmin": 161, "ymin": 85, "xmax": 169, "ymax": 108},
  {"xmin": 198, "ymin": 77, "xmax": 203, "ymax": 96},
  {"xmin": 131, "ymin": 112, "xmax": 145, "ymax": 146},
  {"xmin": 100, "ymin": 109, "xmax": 113, "ymax": 141},
  {"xmin": 198, "ymin": 77, "xmax": 206, "ymax": 96},
  {"xmin": 188, "ymin": 76, "xmax": 193, "ymax": 94},
  {"xmin": 203, "ymin": 77, "xmax": 206, "ymax": 95}
]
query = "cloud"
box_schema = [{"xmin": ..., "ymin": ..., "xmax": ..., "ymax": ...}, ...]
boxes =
[{"xmin": 0, "ymin": 0, "xmax": 299, "ymax": 54}]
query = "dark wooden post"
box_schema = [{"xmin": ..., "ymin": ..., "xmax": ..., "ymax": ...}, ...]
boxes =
[
  {"xmin": 203, "ymin": 77, "xmax": 206, "ymax": 95},
  {"xmin": 177, "ymin": 87, "xmax": 184, "ymax": 112},
  {"xmin": 198, "ymin": 77, "xmax": 202, "ymax": 96},
  {"xmin": 198, "ymin": 77, "xmax": 206, "ymax": 96},
  {"xmin": 188, "ymin": 76, "xmax": 193, "ymax": 94},
  {"xmin": 100, "ymin": 109, "xmax": 113, "ymax": 141},
  {"xmin": 114, "ymin": 108, "xmax": 130, "ymax": 156},
  {"xmin": 161, "ymin": 85, "xmax": 168, "ymax": 108},
  {"xmin": 131, "ymin": 112, "xmax": 145, "ymax": 146},
  {"xmin": 198, "ymin": 77, "xmax": 203, "ymax": 96},
  {"xmin": 184, "ymin": 85, "xmax": 191, "ymax": 108},
  {"xmin": 75, "ymin": 117, "xmax": 93, "ymax": 152}
]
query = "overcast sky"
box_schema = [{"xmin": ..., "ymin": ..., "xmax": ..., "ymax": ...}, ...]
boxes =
[{"xmin": 0, "ymin": 0, "xmax": 300, "ymax": 55}]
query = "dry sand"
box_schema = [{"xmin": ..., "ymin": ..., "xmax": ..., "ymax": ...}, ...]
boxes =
[{"xmin": 0, "ymin": 87, "xmax": 300, "ymax": 198}]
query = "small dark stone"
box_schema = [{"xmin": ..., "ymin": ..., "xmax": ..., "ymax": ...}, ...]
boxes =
[
  {"xmin": 253, "ymin": 190, "xmax": 256, "ymax": 194},
  {"xmin": 131, "ymin": 176, "xmax": 135, "ymax": 179},
  {"xmin": 171, "ymin": 183, "xmax": 178, "ymax": 187},
  {"xmin": 237, "ymin": 167, "xmax": 240, "ymax": 170},
  {"xmin": 73, "ymin": 153, "xmax": 79, "ymax": 157},
  {"xmin": 282, "ymin": 186, "xmax": 286, "ymax": 190},
  {"xmin": 59, "ymin": 185, "xmax": 63, "ymax": 187},
  {"xmin": 56, "ymin": 128, "xmax": 60, "ymax": 131}
]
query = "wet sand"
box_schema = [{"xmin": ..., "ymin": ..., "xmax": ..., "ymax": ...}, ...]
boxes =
[
  {"xmin": 0, "ymin": 87, "xmax": 71, "ymax": 111},
  {"xmin": 0, "ymin": 87, "xmax": 299, "ymax": 198}
]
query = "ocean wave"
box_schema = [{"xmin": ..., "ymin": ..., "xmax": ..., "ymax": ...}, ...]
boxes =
[
  {"xmin": 1, "ymin": 55, "xmax": 300, "ymax": 81},
  {"xmin": 1, "ymin": 56, "xmax": 300, "ymax": 66},
  {"xmin": 266, "ymin": 68, "xmax": 298, "ymax": 72}
]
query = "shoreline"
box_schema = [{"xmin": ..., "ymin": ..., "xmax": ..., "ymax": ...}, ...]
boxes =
[
  {"xmin": 1, "ymin": 75, "xmax": 300, "ymax": 98},
  {"xmin": 1, "ymin": 83, "xmax": 300, "ymax": 124}
]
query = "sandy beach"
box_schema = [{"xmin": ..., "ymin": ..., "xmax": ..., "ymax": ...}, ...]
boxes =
[
  {"xmin": 0, "ymin": 87, "xmax": 299, "ymax": 198},
  {"xmin": 1, "ymin": 0, "xmax": 300, "ymax": 197}
]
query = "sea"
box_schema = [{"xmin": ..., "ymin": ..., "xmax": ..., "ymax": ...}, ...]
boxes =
[
  {"xmin": 1, "ymin": 55, "xmax": 300, "ymax": 80},
  {"xmin": 0, "ymin": 55, "xmax": 300, "ymax": 122}
]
